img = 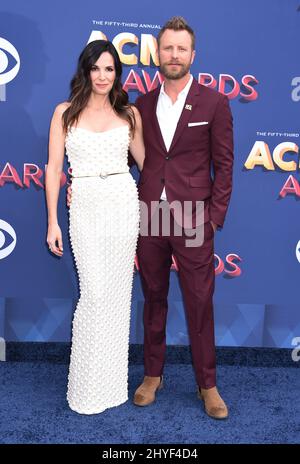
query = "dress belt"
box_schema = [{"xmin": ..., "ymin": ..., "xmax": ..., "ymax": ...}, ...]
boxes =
[{"xmin": 71, "ymin": 171, "xmax": 129, "ymax": 179}]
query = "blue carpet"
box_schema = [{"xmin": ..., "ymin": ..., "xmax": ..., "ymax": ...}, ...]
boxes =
[{"xmin": 0, "ymin": 362, "xmax": 299, "ymax": 444}]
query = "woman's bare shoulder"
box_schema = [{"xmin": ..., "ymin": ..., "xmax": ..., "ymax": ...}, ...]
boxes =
[{"xmin": 54, "ymin": 101, "xmax": 71, "ymax": 115}]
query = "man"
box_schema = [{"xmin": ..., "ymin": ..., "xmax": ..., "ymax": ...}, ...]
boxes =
[
  {"xmin": 68, "ymin": 17, "xmax": 233, "ymax": 419},
  {"xmin": 132, "ymin": 16, "xmax": 233, "ymax": 420}
]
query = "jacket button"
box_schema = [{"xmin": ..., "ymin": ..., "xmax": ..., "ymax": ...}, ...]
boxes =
[
  {"xmin": 161, "ymin": 178, "xmax": 165, "ymax": 183},
  {"xmin": 165, "ymin": 156, "xmax": 170, "ymax": 160}
]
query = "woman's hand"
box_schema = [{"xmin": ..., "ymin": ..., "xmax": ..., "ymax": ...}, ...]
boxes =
[{"xmin": 47, "ymin": 223, "xmax": 63, "ymax": 257}]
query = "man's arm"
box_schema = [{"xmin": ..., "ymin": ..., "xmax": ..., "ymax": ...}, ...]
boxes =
[{"xmin": 209, "ymin": 95, "xmax": 234, "ymax": 228}]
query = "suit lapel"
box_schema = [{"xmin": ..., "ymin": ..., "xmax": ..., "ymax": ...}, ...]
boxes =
[
  {"xmin": 150, "ymin": 88, "xmax": 167, "ymax": 153},
  {"xmin": 168, "ymin": 78, "xmax": 200, "ymax": 153}
]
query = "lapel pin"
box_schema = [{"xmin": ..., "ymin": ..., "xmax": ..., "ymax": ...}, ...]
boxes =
[{"xmin": 185, "ymin": 104, "xmax": 192, "ymax": 111}]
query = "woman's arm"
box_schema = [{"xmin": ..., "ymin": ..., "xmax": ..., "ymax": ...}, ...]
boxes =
[
  {"xmin": 45, "ymin": 102, "xmax": 69, "ymax": 256},
  {"xmin": 129, "ymin": 106, "xmax": 145, "ymax": 172}
]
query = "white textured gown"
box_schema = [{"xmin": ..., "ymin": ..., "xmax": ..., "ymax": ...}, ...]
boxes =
[{"xmin": 65, "ymin": 125, "xmax": 139, "ymax": 414}]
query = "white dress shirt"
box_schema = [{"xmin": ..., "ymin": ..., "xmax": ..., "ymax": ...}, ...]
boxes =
[{"xmin": 156, "ymin": 75, "xmax": 193, "ymax": 201}]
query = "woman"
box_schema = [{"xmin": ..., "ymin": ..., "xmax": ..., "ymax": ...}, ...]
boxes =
[{"xmin": 45, "ymin": 40, "xmax": 144, "ymax": 414}]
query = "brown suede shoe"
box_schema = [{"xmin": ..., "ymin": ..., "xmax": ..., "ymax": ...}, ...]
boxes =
[
  {"xmin": 197, "ymin": 386, "xmax": 229, "ymax": 420},
  {"xmin": 133, "ymin": 375, "xmax": 164, "ymax": 406}
]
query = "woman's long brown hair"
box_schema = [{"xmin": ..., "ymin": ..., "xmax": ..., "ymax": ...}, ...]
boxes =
[{"xmin": 62, "ymin": 40, "xmax": 135, "ymax": 134}]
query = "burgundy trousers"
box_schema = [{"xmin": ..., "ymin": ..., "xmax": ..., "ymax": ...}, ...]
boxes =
[{"xmin": 137, "ymin": 204, "xmax": 216, "ymax": 389}]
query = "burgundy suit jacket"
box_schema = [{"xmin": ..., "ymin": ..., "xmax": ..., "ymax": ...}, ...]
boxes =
[{"xmin": 130, "ymin": 78, "xmax": 234, "ymax": 229}]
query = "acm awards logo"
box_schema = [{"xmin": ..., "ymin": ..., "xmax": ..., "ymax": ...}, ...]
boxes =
[
  {"xmin": 245, "ymin": 8, "xmax": 300, "ymax": 196},
  {"xmin": 0, "ymin": 219, "xmax": 17, "ymax": 259},
  {"xmin": 244, "ymin": 141, "xmax": 300, "ymax": 197},
  {"xmin": 88, "ymin": 30, "xmax": 258, "ymax": 100},
  {"xmin": 0, "ymin": 37, "xmax": 20, "ymax": 102}
]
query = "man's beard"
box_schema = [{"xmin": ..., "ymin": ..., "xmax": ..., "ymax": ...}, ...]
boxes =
[{"xmin": 160, "ymin": 62, "xmax": 190, "ymax": 80}]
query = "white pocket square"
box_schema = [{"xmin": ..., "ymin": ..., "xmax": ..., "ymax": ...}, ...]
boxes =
[{"xmin": 188, "ymin": 121, "xmax": 209, "ymax": 127}]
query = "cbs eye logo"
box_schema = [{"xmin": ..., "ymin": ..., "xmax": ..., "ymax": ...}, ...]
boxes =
[
  {"xmin": 0, "ymin": 219, "xmax": 17, "ymax": 259},
  {"xmin": 0, "ymin": 37, "xmax": 20, "ymax": 99},
  {"xmin": 296, "ymin": 240, "xmax": 300, "ymax": 263}
]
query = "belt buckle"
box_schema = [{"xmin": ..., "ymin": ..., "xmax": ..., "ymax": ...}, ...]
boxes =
[{"xmin": 99, "ymin": 171, "xmax": 108, "ymax": 179}]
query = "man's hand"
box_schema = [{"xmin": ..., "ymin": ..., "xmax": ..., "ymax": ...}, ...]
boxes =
[
  {"xmin": 67, "ymin": 183, "xmax": 72, "ymax": 207},
  {"xmin": 210, "ymin": 220, "xmax": 217, "ymax": 233}
]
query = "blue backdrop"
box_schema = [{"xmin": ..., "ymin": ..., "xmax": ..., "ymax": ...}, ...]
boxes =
[{"xmin": 0, "ymin": 0, "xmax": 299, "ymax": 348}]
